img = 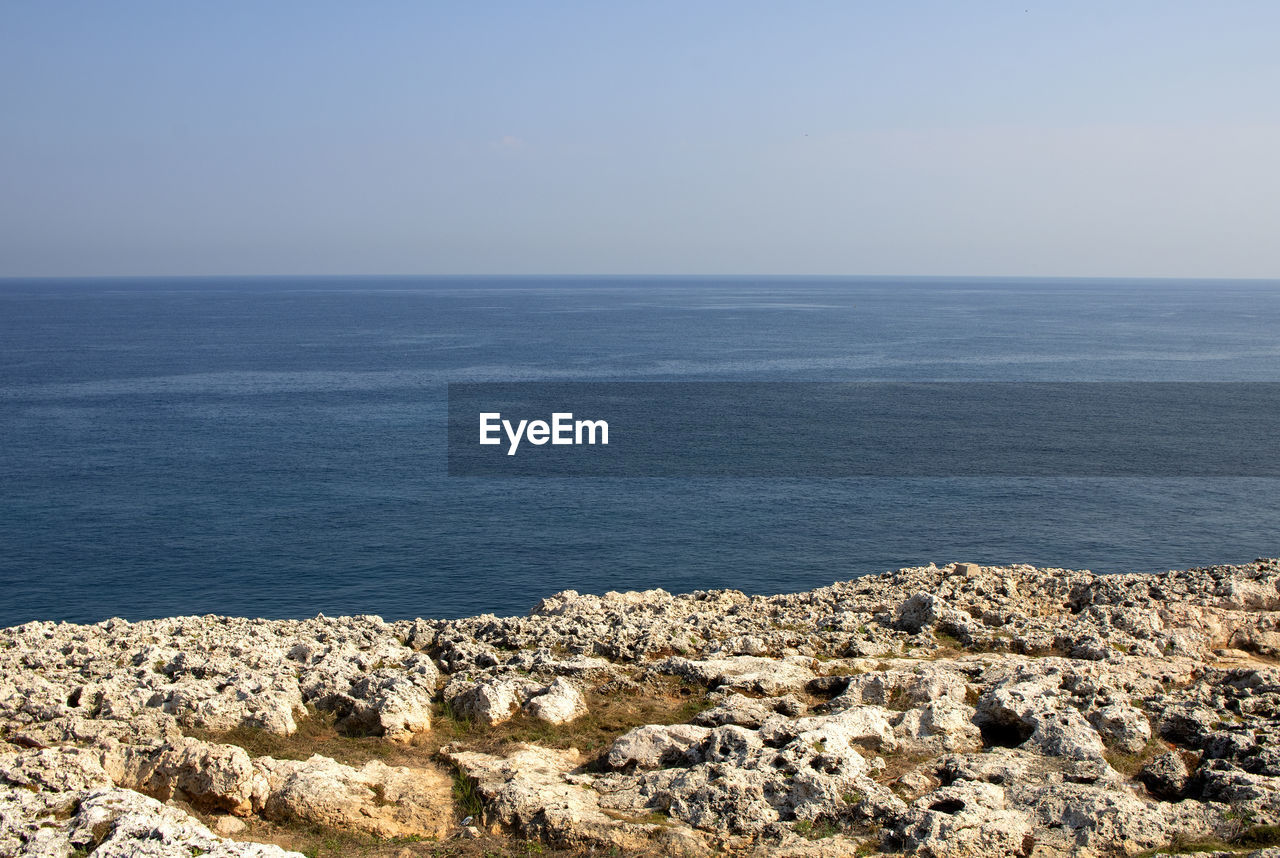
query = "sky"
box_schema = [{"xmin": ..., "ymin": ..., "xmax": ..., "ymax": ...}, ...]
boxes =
[{"xmin": 2, "ymin": 1, "xmax": 1279, "ymax": 278}]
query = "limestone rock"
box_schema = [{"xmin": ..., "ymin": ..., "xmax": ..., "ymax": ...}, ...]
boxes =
[
  {"xmin": 256, "ymin": 754, "xmax": 452, "ymax": 839},
  {"xmin": 523, "ymin": 678, "xmax": 588, "ymax": 724},
  {"xmin": 695, "ymin": 692, "xmax": 804, "ymax": 728},
  {"xmin": 606, "ymin": 724, "xmax": 711, "ymax": 770},
  {"xmin": 895, "ymin": 781, "xmax": 1034, "ymax": 858},
  {"xmin": 1140, "ymin": 750, "xmax": 1191, "ymax": 800},
  {"xmin": 4, "ymin": 747, "xmax": 115, "ymax": 792},
  {"xmin": 445, "ymin": 677, "xmax": 542, "ymax": 726},
  {"xmin": 5, "ymin": 558, "xmax": 1280, "ymax": 856},
  {"xmin": 107, "ymin": 737, "xmax": 261, "ymax": 815},
  {"xmin": 445, "ymin": 743, "xmax": 709, "ymax": 854},
  {"xmin": 894, "ymin": 700, "xmax": 984, "ymax": 754},
  {"xmin": 654, "ymin": 655, "xmax": 817, "ymax": 696},
  {"xmin": 1089, "ymin": 702, "xmax": 1153, "ymax": 754},
  {"xmin": 0, "ymin": 784, "xmax": 305, "ymax": 857}
]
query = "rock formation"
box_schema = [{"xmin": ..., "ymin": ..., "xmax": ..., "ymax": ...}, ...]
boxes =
[{"xmin": 5, "ymin": 559, "xmax": 1280, "ymax": 856}]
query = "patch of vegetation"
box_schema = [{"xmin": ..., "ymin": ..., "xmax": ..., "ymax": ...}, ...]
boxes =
[
  {"xmin": 1233, "ymin": 824, "xmax": 1280, "ymax": 848},
  {"xmin": 1132, "ymin": 835, "xmax": 1235, "ymax": 856},
  {"xmin": 1130, "ymin": 824, "xmax": 1280, "ymax": 857},
  {"xmin": 237, "ymin": 819, "xmax": 435, "ymax": 858},
  {"xmin": 430, "ymin": 678, "xmax": 712, "ymax": 762},
  {"xmin": 1103, "ymin": 735, "xmax": 1167, "ymax": 778},
  {"xmin": 932, "ymin": 629, "xmax": 964, "ymax": 653},
  {"xmin": 873, "ymin": 749, "xmax": 937, "ymax": 785},
  {"xmin": 452, "ymin": 769, "xmax": 484, "ymax": 819},
  {"xmin": 186, "ymin": 706, "xmax": 398, "ymax": 768},
  {"xmin": 885, "ymin": 686, "xmax": 917, "ymax": 712},
  {"xmin": 1020, "ymin": 643, "xmax": 1068, "ymax": 659},
  {"xmin": 793, "ymin": 818, "xmax": 839, "ymax": 840},
  {"xmin": 1222, "ymin": 807, "xmax": 1258, "ymax": 831}
]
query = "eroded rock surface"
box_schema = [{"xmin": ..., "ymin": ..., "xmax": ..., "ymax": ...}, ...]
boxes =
[{"xmin": 5, "ymin": 558, "xmax": 1280, "ymax": 856}]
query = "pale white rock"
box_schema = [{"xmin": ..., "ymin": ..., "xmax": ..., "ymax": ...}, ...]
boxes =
[
  {"xmin": 1026, "ymin": 705, "xmax": 1108, "ymax": 761},
  {"xmin": 445, "ymin": 677, "xmax": 542, "ymax": 726},
  {"xmin": 1214, "ymin": 578, "xmax": 1280, "ymax": 611},
  {"xmin": 0, "ymin": 784, "xmax": 304, "ymax": 858},
  {"xmin": 665, "ymin": 763, "xmax": 780, "ymax": 834},
  {"xmin": 213, "ymin": 814, "xmax": 248, "ymax": 835},
  {"xmin": 343, "ymin": 672, "xmax": 435, "ymax": 739},
  {"xmin": 1089, "ymin": 702, "xmax": 1153, "ymax": 754},
  {"xmin": 445, "ymin": 743, "xmax": 709, "ymax": 854},
  {"xmin": 255, "ymin": 754, "xmax": 452, "ymax": 839},
  {"xmin": 896, "ymin": 781, "xmax": 1033, "ymax": 858},
  {"xmin": 722, "ymin": 635, "xmax": 768, "ymax": 656},
  {"xmin": 606, "ymin": 724, "xmax": 712, "ymax": 770},
  {"xmin": 896, "ymin": 592, "xmax": 948, "ymax": 633},
  {"xmin": 772, "ymin": 705, "xmax": 898, "ymax": 754},
  {"xmin": 701, "ymin": 724, "xmax": 767, "ymax": 763},
  {"xmin": 894, "ymin": 700, "xmax": 984, "ymax": 754},
  {"xmin": 895, "ymin": 768, "xmax": 937, "ymax": 800},
  {"xmin": 1139, "ymin": 750, "xmax": 1190, "ymax": 800},
  {"xmin": 523, "ymin": 677, "xmax": 588, "ymax": 724},
  {"xmin": 835, "ymin": 664, "xmax": 970, "ymax": 710},
  {"xmin": 107, "ymin": 737, "xmax": 262, "ymax": 816},
  {"xmin": 163, "ymin": 672, "xmax": 304, "ymax": 737},
  {"xmin": 694, "ymin": 692, "xmax": 804, "ymax": 728},
  {"xmin": 1025, "ymin": 781, "xmax": 1217, "ymax": 856}
]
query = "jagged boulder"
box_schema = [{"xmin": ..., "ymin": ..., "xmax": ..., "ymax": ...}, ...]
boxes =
[
  {"xmin": 445, "ymin": 743, "xmax": 710, "ymax": 854},
  {"xmin": 0, "ymin": 784, "xmax": 305, "ymax": 857},
  {"xmin": 444, "ymin": 676, "xmax": 542, "ymax": 726},
  {"xmin": 607, "ymin": 724, "xmax": 712, "ymax": 770},
  {"xmin": 1089, "ymin": 702, "xmax": 1152, "ymax": 754},
  {"xmin": 894, "ymin": 781, "xmax": 1035, "ymax": 858},
  {"xmin": 256, "ymin": 754, "xmax": 452, "ymax": 839},
  {"xmin": 523, "ymin": 677, "xmax": 588, "ymax": 724}
]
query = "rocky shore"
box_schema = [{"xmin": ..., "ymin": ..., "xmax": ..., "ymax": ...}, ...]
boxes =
[{"xmin": 5, "ymin": 559, "xmax": 1280, "ymax": 857}]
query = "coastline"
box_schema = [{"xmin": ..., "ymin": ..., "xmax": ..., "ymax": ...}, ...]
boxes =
[{"xmin": 4, "ymin": 558, "xmax": 1280, "ymax": 857}]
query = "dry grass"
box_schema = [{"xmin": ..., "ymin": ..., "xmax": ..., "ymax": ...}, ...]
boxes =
[
  {"xmin": 228, "ymin": 816, "xmax": 634, "ymax": 858},
  {"xmin": 930, "ymin": 629, "xmax": 966, "ymax": 658},
  {"xmin": 1131, "ymin": 822, "xmax": 1280, "ymax": 856},
  {"xmin": 188, "ymin": 675, "xmax": 711, "ymax": 773},
  {"xmin": 187, "ymin": 705, "xmax": 427, "ymax": 769},
  {"xmin": 184, "ymin": 676, "xmax": 712, "ymax": 856},
  {"xmin": 1103, "ymin": 735, "xmax": 1170, "ymax": 778},
  {"xmin": 873, "ymin": 749, "xmax": 937, "ymax": 786},
  {"xmin": 433, "ymin": 677, "xmax": 712, "ymax": 764}
]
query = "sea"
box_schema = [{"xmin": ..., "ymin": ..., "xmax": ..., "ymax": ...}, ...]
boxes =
[{"xmin": 2, "ymin": 276, "xmax": 1279, "ymax": 628}]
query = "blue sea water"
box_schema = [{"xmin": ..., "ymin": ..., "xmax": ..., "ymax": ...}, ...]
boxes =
[{"xmin": 2, "ymin": 276, "xmax": 1279, "ymax": 627}]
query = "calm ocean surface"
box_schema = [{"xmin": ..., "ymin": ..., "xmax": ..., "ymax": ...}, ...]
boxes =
[{"xmin": 2, "ymin": 276, "xmax": 1279, "ymax": 627}]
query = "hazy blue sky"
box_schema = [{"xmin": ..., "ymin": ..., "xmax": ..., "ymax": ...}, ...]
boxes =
[{"xmin": 2, "ymin": 2, "xmax": 1278, "ymax": 277}]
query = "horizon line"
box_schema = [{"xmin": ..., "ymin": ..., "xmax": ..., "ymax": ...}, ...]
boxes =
[{"xmin": 3, "ymin": 273, "xmax": 1280, "ymax": 284}]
